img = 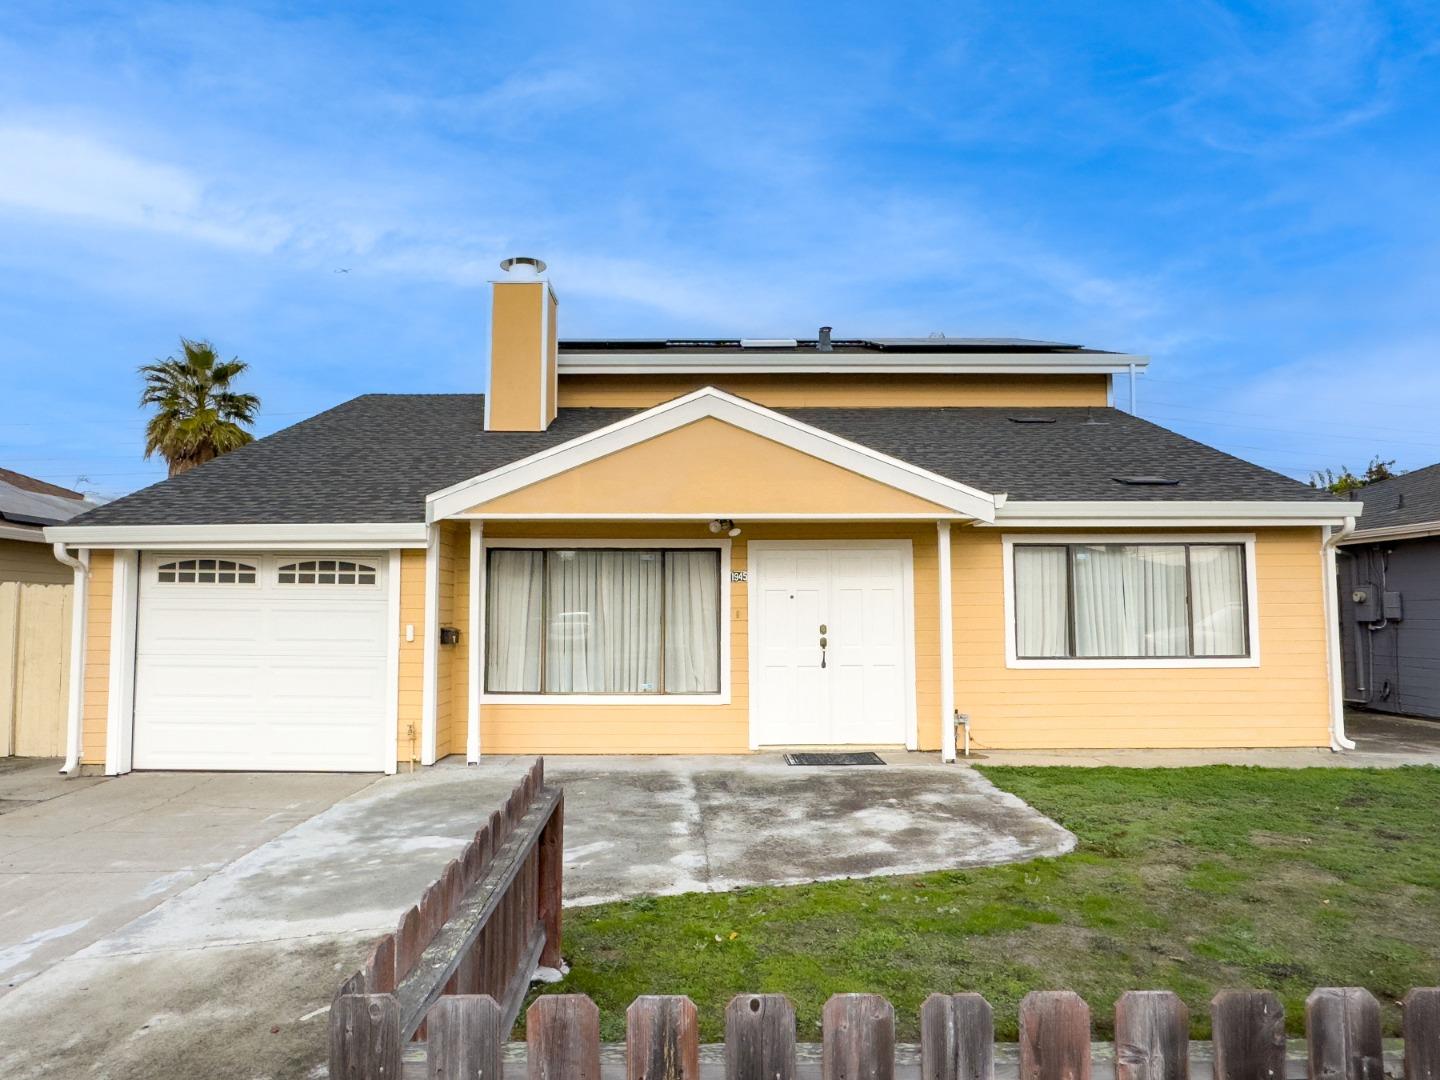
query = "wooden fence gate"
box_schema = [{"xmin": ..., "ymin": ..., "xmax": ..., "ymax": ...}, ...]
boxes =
[{"xmin": 0, "ymin": 581, "xmax": 71, "ymax": 758}]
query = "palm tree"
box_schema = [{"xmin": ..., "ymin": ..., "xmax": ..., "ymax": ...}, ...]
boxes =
[{"xmin": 140, "ymin": 339, "xmax": 260, "ymax": 477}]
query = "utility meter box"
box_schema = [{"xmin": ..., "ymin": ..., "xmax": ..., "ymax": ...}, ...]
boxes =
[
  {"xmin": 1351, "ymin": 584, "xmax": 1380, "ymax": 622},
  {"xmin": 1383, "ymin": 591, "xmax": 1404, "ymax": 621}
]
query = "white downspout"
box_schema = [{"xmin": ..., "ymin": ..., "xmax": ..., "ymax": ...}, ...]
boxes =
[
  {"xmin": 1323, "ymin": 518, "xmax": 1358, "ymax": 751},
  {"xmin": 53, "ymin": 543, "xmax": 89, "ymax": 775},
  {"xmin": 937, "ymin": 521, "xmax": 957, "ymax": 763}
]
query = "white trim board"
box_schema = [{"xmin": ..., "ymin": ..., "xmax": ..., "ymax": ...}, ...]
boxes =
[
  {"xmin": 477, "ymin": 536, "xmax": 733, "ymax": 707},
  {"xmin": 557, "ymin": 351, "xmax": 1150, "ymax": 376},
  {"xmin": 44, "ymin": 522, "xmax": 428, "ymax": 548},
  {"xmin": 1338, "ymin": 521, "xmax": 1439, "ymax": 545},
  {"xmin": 746, "ymin": 539, "xmax": 919, "ymax": 751},
  {"xmin": 428, "ymin": 386, "xmax": 999, "ymax": 523},
  {"xmin": 992, "ymin": 502, "xmax": 1359, "ymax": 527},
  {"xmin": 999, "ymin": 532, "xmax": 1262, "ymax": 670}
]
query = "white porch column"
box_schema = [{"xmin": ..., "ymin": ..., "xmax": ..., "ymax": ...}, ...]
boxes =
[
  {"xmin": 104, "ymin": 550, "xmax": 139, "ymax": 775},
  {"xmin": 467, "ymin": 521, "xmax": 484, "ymax": 763},
  {"xmin": 937, "ymin": 521, "xmax": 957, "ymax": 762},
  {"xmin": 420, "ymin": 523, "xmax": 440, "ymax": 765}
]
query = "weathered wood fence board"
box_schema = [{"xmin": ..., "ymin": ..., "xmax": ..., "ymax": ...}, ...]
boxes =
[
  {"xmin": 332, "ymin": 758, "xmax": 563, "ymax": 1078},
  {"xmin": 376, "ymin": 985, "xmax": 1436, "ymax": 1080},
  {"xmin": 0, "ymin": 581, "xmax": 71, "ymax": 758}
]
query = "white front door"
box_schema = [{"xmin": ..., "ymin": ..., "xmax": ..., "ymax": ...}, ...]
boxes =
[
  {"xmin": 750, "ymin": 542, "xmax": 914, "ymax": 748},
  {"xmin": 132, "ymin": 553, "xmax": 391, "ymax": 771}
]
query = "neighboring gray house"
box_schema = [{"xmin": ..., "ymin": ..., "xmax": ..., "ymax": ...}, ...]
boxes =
[
  {"xmin": 1337, "ymin": 463, "xmax": 1440, "ymax": 720},
  {"xmin": 0, "ymin": 468, "xmax": 95, "ymax": 584}
]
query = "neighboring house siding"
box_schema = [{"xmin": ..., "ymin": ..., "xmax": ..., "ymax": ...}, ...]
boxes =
[
  {"xmin": 397, "ymin": 548, "xmax": 426, "ymax": 766},
  {"xmin": 81, "ymin": 550, "xmax": 114, "ymax": 766},
  {"xmin": 0, "ymin": 538, "xmax": 71, "ymax": 585},
  {"xmin": 1338, "ymin": 537, "xmax": 1440, "ymax": 720},
  {"xmin": 950, "ymin": 526, "xmax": 1331, "ymax": 749},
  {"xmin": 476, "ymin": 521, "xmax": 945, "ymax": 755},
  {"xmin": 557, "ymin": 373, "xmax": 1111, "ymax": 409}
]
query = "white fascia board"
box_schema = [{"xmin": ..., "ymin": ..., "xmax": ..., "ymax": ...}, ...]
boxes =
[
  {"xmin": 0, "ymin": 522, "xmax": 47, "ymax": 543},
  {"xmin": 1338, "ymin": 520, "xmax": 1440, "ymax": 545},
  {"xmin": 427, "ymin": 385, "xmax": 999, "ymax": 522},
  {"xmin": 42, "ymin": 522, "xmax": 428, "ymax": 548},
  {"xmin": 990, "ymin": 501, "xmax": 1360, "ymax": 527},
  {"xmin": 557, "ymin": 351, "xmax": 1149, "ymax": 376}
]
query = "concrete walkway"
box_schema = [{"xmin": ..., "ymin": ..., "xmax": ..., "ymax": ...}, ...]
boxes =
[{"xmin": 0, "ymin": 756, "xmax": 1071, "ymax": 1080}]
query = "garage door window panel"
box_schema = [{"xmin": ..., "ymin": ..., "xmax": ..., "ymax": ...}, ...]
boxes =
[
  {"xmin": 156, "ymin": 558, "xmax": 258, "ymax": 585},
  {"xmin": 277, "ymin": 559, "xmax": 379, "ymax": 586}
]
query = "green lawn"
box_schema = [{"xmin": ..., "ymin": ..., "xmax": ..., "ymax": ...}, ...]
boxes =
[{"xmin": 524, "ymin": 766, "xmax": 1440, "ymax": 1042}]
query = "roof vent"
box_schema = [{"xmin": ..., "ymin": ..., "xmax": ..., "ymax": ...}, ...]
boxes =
[
  {"xmin": 817, "ymin": 326, "xmax": 833, "ymax": 352},
  {"xmin": 740, "ymin": 338, "xmax": 798, "ymax": 348},
  {"xmin": 1114, "ymin": 475, "xmax": 1180, "ymax": 486},
  {"xmin": 928, "ymin": 331, "xmax": 946, "ymax": 339},
  {"xmin": 1008, "ymin": 416, "xmax": 1057, "ymax": 424}
]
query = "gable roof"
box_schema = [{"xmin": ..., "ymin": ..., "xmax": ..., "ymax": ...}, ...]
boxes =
[
  {"xmin": 1342, "ymin": 462, "xmax": 1440, "ymax": 540},
  {"xmin": 59, "ymin": 393, "xmax": 1342, "ymax": 531},
  {"xmin": 427, "ymin": 387, "xmax": 999, "ymax": 522}
]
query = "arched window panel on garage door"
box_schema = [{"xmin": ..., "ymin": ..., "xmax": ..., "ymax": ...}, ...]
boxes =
[
  {"xmin": 155, "ymin": 558, "xmax": 258, "ymax": 584},
  {"xmin": 276, "ymin": 559, "xmax": 379, "ymax": 586}
]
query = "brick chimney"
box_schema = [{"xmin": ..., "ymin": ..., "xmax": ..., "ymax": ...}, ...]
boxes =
[{"xmin": 485, "ymin": 257, "xmax": 557, "ymax": 431}]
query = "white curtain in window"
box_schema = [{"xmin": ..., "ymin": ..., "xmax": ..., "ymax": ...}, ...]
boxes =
[
  {"xmin": 1189, "ymin": 544, "xmax": 1246, "ymax": 655},
  {"xmin": 1072, "ymin": 545, "xmax": 1187, "ymax": 657},
  {"xmin": 665, "ymin": 551, "xmax": 721, "ymax": 691},
  {"xmin": 486, "ymin": 550, "xmax": 544, "ymax": 691},
  {"xmin": 1014, "ymin": 546, "xmax": 1069, "ymax": 657},
  {"xmin": 545, "ymin": 551, "xmax": 663, "ymax": 693}
]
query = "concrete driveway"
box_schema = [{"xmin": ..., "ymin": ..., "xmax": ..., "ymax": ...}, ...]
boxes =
[{"xmin": 0, "ymin": 755, "xmax": 1070, "ymax": 1079}]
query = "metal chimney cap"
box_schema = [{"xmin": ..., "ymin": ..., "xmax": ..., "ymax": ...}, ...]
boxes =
[{"xmin": 499, "ymin": 256, "xmax": 547, "ymax": 277}]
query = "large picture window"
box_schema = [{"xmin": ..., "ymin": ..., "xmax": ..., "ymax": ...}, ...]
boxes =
[
  {"xmin": 1013, "ymin": 542, "xmax": 1249, "ymax": 660},
  {"xmin": 485, "ymin": 547, "xmax": 722, "ymax": 695}
]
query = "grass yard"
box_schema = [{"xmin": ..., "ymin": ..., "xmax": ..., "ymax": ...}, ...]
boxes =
[{"xmin": 524, "ymin": 766, "xmax": 1440, "ymax": 1042}]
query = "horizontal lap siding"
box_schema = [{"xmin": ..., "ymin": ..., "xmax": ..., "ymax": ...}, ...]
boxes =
[
  {"xmin": 477, "ymin": 522, "xmax": 943, "ymax": 754},
  {"xmin": 952, "ymin": 526, "xmax": 1331, "ymax": 749},
  {"xmin": 397, "ymin": 548, "xmax": 425, "ymax": 766},
  {"xmin": 80, "ymin": 550, "xmax": 113, "ymax": 766}
]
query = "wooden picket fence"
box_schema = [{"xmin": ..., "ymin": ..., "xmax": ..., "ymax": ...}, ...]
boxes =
[
  {"xmin": 330, "ymin": 757, "xmax": 564, "ymax": 1073},
  {"xmin": 330, "ymin": 986, "xmax": 1440, "ymax": 1080}
]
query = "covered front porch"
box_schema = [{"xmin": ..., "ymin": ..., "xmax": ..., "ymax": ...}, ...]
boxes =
[{"xmin": 431, "ymin": 519, "xmax": 967, "ymax": 762}]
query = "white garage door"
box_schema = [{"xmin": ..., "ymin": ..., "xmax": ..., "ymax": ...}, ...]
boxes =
[{"xmin": 133, "ymin": 553, "xmax": 391, "ymax": 771}]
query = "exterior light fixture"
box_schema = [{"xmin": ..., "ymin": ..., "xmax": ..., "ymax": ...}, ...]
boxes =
[{"xmin": 709, "ymin": 518, "xmax": 742, "ymax": 537}]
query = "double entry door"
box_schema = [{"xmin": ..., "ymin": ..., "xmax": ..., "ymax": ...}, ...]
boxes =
[{"xmin": 750, "ymin": 542, "xmax": 913, "ymax": 747}]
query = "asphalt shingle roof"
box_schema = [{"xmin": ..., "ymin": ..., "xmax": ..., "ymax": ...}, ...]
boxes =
[
  {"xmin": 66, "ymin": 393, "xmax": 1336, "ymax": 528},
  {"xmin": 1350, "ymin": 462, "xmax": 1440, "ymax": 532}
]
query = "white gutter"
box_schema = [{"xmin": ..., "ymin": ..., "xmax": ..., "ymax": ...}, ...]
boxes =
[
  {"xmin": 52, "ymin": 543, "xmax": 89, "ymax": 775},
  {"xmin": 1322, "ymin": 518, "xmax": 1358, "ymax": 751}
]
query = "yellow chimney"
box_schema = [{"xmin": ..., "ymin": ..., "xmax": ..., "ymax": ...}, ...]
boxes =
[{"xmin": 485, "ymin": 257, "xmax": 558, "ymax": 431}]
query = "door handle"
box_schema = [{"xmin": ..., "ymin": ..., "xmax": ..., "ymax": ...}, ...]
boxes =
[{"xmin": 819, "ymin": 627, "xmax": 828, "ymax": 669}]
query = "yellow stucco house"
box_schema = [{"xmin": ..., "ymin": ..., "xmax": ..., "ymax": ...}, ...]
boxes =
[{"xmin": 47, "ymin": 257, "xmax": 1362, "ymax": 774}]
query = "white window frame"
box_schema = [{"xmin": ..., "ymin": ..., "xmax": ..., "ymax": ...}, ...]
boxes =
[
  {"xmin": 478, "ymin": 537, "xmax": 731, "ymax": 705},
  {"xmin": 1001, "ymin": 532, "xmax": 1261, "ymax": 669},
  {"xmin": 151, "ymin": 555, "xmax": 262, "ymax": 588}
]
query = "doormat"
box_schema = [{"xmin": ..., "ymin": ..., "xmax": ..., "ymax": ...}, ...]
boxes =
[{"xmin": 783, "ymin": 752, "xmax": 886, "ymax": 767}]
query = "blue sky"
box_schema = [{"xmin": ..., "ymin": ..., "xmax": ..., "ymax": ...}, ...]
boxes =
[{"xmin": 2, "ymin": 1, "xmax": 1439, "ymax": 500}]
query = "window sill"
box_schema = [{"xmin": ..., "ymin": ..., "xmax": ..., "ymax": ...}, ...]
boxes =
[
  {"xmin": 480, "ymin": 694, "xmax": 732, "ymax": 706},
  {"xmin": 1006, "ymin": 656, "xmax": 1259, "ymax": 670}
]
